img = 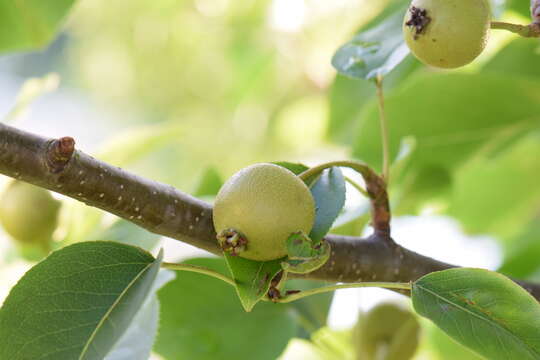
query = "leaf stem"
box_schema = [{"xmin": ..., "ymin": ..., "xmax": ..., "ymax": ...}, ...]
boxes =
[
  {"xmin": 299, "ymin": 160, "xmax": 373, "ymax": 185},
  {"xmin": 275, "ymin": 282, "xmax": 412, "ymax": 303},
  {"xmin": 375, "ymin": 75, "xmax": 390, "ymax": 183},
  {"xmin": 490, "ymin": 21, "xmax": 540, "ymax": 37},
  {"xmin": 344, "ymin": 176, "xmax": 369, "ymax": 198},
  {"xmin": 161, "ymin": 262, "xmax": 236, "ymax": 286},
  {"xmin": 298, "ymin": 160, "xmax": 391, "ymax": 238}
]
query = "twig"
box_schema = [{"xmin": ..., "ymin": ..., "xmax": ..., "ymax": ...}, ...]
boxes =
[
  {"xmin": 299, "ymin": 160, "xmax": 392, "ymax": 239},
  {"xmin": 490, "ymin": 21, "xmax": 540, "ymax": 37},
  {"xmin": 161, "ymin": 262, "xmax": 236, "ymax": 286},
  {"xmin": 275, "ymin": 282, "xmax": 412, "ymax": 303},
  {"xmin": 376, "ymin": 75, "xmax": 390, "ymax": 183},
  {"xmin": 344, "ymin": 176, "xmax": 369, "ymax": 198}
]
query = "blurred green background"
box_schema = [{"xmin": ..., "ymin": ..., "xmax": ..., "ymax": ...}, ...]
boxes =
[{"xmin": 0, "ymin": 0, "xmax": 539, "ymax": 359}]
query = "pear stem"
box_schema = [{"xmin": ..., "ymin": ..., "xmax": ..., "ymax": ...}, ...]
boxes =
[{"xmin": 161, "ymin": 262, "xmax": 236, "ymax": 286}]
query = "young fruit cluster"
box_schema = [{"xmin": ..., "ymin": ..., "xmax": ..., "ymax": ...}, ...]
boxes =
[
  {"xmin": 403, "ymin": 0, "xmax": 491, "ymax": 69},
  {"xmin": 213, "ymin": 163, "xmax": 315, "ymax": 261},
  {"xmin": 0, "ymin": 181, "xmax": 61, "ymax": 249}
]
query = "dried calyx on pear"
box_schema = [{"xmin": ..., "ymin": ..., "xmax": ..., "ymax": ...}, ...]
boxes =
[
  {"xmin": 403, "ymin": 0, "xmax": 491, "ymax": 69},
  {"xmin": 213, "ymin": 163, "xmax": 315, "ymax": 261}
]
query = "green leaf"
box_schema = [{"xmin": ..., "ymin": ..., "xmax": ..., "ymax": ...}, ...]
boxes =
[
  {"xmin": 384, "ymin": 137, "xmax": 424, "ymax": 214},
  {"xmin": 309, "ymin": 167, "xmax": 346, "ymax": 242},
  {"xmin": 483, "ymin": 38, "xmax": 540, "ymax": 79},
  {"xmin": 0, "ymin": 241, "xmax": 162, "ymax": 360},
  {"xmin": 506, "ymin": 0, "xmax": 532, "ymax": 18},
  {"xmin": 389, "ymin": 136, "xmax": 417, "ymax": 181},
  {"xmin": 0, "ymin": 0, "xmax": 77, "ymax": 53},
  {"xmin": 498, "ymin": 222, "xmax": 540, "ymax": 279},
  {"xmin": 328, "ymin": 44, "xmax": 420, "ymax": 145},
  {"xmin": 327, "ymin": 74, "xmax": 375, "ymax": 144},
  {"xmin": 223, "ymin": 253, "xmax": 283, "ymax": 312},
  {"xmin": 448, "ymin": 134, "xmax": 540, "ymax": 238},
  {"xmin": 154, "ymin": 258, "xmax": 296, "ymax": 360},
  {"xmin": 105, "ymin": 270, "xmax": 175, "ymax": 360},
  {"xmin": 331, "ymin": 4, "xmax": 410, "ymax": 80},
  {"xmin": 281, "ymin": 232, "xmax": 331, "ymax": 274},
  {"xmin": 412, "ymin": 268, "xmax": 540, "ymax": 360},
  {"xmin": 329, "ymin": 206, "xmax": 369, "ymax": 237},
  {"xmin": 395, "ymin": 164, "xmax": 452, "ymax": 214},
  {"xmin": 285, "ymin": 279, "xmax": 334, "ymax": 338},
  {"xmin": 273, "ymin": 161, "xmax": 309, "ymax": 176},
  {"xmin": 285, "ymin": 232, "xmax": 325, "ymax": 260},
  {"xmin": 193, "ymin": 167, "xmax": 223, "ymax": 197},
  {"xmin": 427, "ymin": 322, "xmax": 484, "ymax": 360},
  {"xmin": 353, "ymin": 72, "xmax": 540, "ymax": 179}
]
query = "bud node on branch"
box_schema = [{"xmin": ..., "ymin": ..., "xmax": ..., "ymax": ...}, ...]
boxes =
[{"xmin": 46, "ymin": 137, "xmax": 75, "ymax": 173}]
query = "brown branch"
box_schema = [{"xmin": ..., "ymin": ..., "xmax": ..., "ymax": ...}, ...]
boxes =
[
  {"xmin": 0, "ymin": 123, "xmax": 217, "ymax": 253},
  {"xmin": 1, "ymin": 123, "xmax": 539, "ymax": 301},
  {"xmin": 363, "ymin": 170, "xmax": 391, "ymax": 240}
]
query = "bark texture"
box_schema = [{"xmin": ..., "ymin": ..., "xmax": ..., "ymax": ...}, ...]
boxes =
[{"xmin": 1, "ymin": 123, "xmax": 539, "ymax": 300}]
